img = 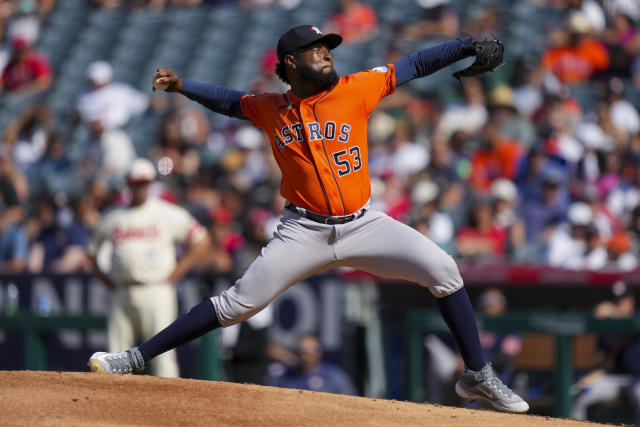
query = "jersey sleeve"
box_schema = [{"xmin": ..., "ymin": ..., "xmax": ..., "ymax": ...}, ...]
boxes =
[
  {"xmin": 164, "ymin": 203, "xmax": 206, "ymax": 245},
  {"xmin": 240, "ymin": 94, "xmax": 267, "ymax": 128},
  {"xmin": 87, "ymin": 213, "xmax": 111, "ymax": 256},
  {"xmin": 349, "ymin": 64, "xmax": 396, "ymax": 116}
]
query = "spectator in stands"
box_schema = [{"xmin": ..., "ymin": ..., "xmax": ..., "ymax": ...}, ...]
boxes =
[
  {"xmin": 542, "ymin": 11, "xmax": 609, "ymax": 85},
  {"xmin": 602, "ymin": 12, "xmax": 640, "ymax": 78},
  {"xmin": 512, "ymin": 63, "xmax": 545, "ymax": 120},
  {"xmin": 0, "ymin": 2, "xmax": 12, "ymax": 44},
  {"xmin": 476, "ymin": 288, "xmax": 523, "ymax": 390},
  {"xmin": 402, "ymin": 0, "xmax": 460, "ymax": 42},
  {"xmin": 456, "ymin": 198, "xmax": 507, "ymax": 259},
  {"xmin": 572, "ymin": 280, "xmax": 640, "ymax": 424},
  {"xmin": 0, "ymin": 146, "xmax": 24, "ymax": 224},
  {"xmin": 519, "ymin": 164, "xmax": 569, "ymax": 243},
  {"xmin": 506, "ymin": 219, "xmax": 541, "ymax": 262},
  {"xmin": 231, "ymin": 125, "xmax": 271, "ymax": 191},
  {"xmin": 546, "ymin": 201, "xmax": 592, "ymax": 267},
  {"xmin": 604, "ymin": 77, "xmax": 640, "ymax": 141},
  {"xmin": 0, "ymin": 36, "xmax": 52, "ymax": 95},
  {"xmin": 3, "ymin": 105, "xmax": 52, "ymax": 178},
  {"xmin": 385, "ymin": 119, "xmax": 429, "ymax": 179},
  {"xmin": 409, "ymin": 179, "xmax": 455, "ymax": 254},
  {"xmin": 469, "ymin": 120, "xmax": 524, "ymax": 193},
  {"xmin": 540, "ymin": 95, "xmax": 585, "ymax": 165},
  {"xmin": 580, "ymin": 224, "xmax": 607, "ymax": 270},
  {"xmin": 568, "ymin": 0, "xmax": 607, "ymax": 35},
  {"xmin": 488, "ymin": 84, "xmax": 537, "ymax": 149},
  {"xmin": 584, "ymin": 183, "xmax": 619, "ymax": 239},
  {"xmin": 426, "ymin": 134, "xmax": 468, "ymax": 228},
  {"xmin": 603, "ymin": 0, "xmax": 640, "ymax": 22},
  {"xmin": 46, "ymin": 194, "xmax": 95, "ymax": 273},
  {"xmin": 632, "ymin": 56, "xmax": 640, "ymax": 88},
  {"xmin": 267, "ymin": 334, "xmax": 357, "ymax": 396},
  {"xmin": 602, "ymin": 230, "xmax": 637, "ymax": 271},
  {"xmin": 574, "ymin": 121, "xmax": 614, "ymax": 188},
  {"xmin": 36, "ymin": 132, "xmax": 77, "ymax": 194},
  {"xmin": 75, "ymin": 60, "xmax": 149, "ymax": 131},
  {"xmin": 629, "ymin": 205, "xmax": 640, "ymax": 252},
  {"xmin": 323, "ymin": 0, "xmax": 378, "ymax": 45},
  {"xmin": 26, "ymin": 195, "xmax": 72, "ymax": 273},
  {"xmin": 7, "ymin": 0, "xmax": 42, "ymax": 47},
  {"xmin": 491, "ymin": 178, "xmax": 519, "ymax": 231},
  {"xmin": 0, "ymin": 205, "xmax": 28, "ymax": 273},
  {"xmin": 462, "ymin": 5, "xmax": 502, "ymax": 40},
  {"xmin": 206, "ymin": 205, "xmax": 244, "ymax": 279},
  {"xmin": 82, "ymin": 119, "xmax": 136, "ymax": 186},
  {"xmin": 606, "ymin": 161, "xmax": 640, "ymax": 231},
  {"xmin": 435, "ymin": 77, "xmax": 487, "ymax": 140}
]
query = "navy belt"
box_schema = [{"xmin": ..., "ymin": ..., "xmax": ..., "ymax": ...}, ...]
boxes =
[{"xmin": 285, "ymin": 202, "xmax": 366, "ymax": 225}]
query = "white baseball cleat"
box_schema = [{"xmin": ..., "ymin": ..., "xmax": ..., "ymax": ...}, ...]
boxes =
[
  {"xmin": 455, "ymin": 363, "xmax": 529, "ymax": 413},
  {"xmin": 89, "ymin": 347, "xmax": 145, "ymax": 374}
]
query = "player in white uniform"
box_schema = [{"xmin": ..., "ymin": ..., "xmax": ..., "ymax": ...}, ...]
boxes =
[{"xmin": 86, "ymin": 158, "xmax": 209, "ymax": 377}]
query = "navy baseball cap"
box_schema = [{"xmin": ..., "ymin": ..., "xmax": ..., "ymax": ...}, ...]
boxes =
[{"xmin": 277, "ymin": 25, "xmax": 342, "ymax": 62}]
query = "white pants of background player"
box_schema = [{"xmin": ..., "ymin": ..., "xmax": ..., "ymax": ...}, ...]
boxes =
[
  {"xmin": 212, "ymin": 208, "xmax": 463, "ymax": 327},
  {"xmin": 109, "ymin": 282, "xmax": 179, "ymax": 377},
  {"xmin": 571, "ymin": 373, "xmax": 633, "ymax": 420}
]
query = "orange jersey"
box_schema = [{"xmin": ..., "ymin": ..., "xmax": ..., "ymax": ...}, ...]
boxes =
[{"xmin": 240, "ymin": 65, "xmax": 396, "ymax": 216}]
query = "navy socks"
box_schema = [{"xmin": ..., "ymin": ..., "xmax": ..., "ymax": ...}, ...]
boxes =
[
  {"xmin": 138, "ymin": 299, "xmax": 221, "ymax": 361},
  {"xmin": 437, "ymin": 288, "xmax": 487, "ymax": 372},
  {"xmin": 136, "ymin": 290, "xmax": 484, "ymax": 372}
]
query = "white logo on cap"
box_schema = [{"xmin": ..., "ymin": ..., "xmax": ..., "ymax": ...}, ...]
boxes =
[{"xmin": 311, "ymin": 26, "xmax": 322, "ymax": 35}]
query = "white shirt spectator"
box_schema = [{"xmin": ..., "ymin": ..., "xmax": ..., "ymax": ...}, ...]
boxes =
[
  {"xmin": 87, "ymin": 128, "xmax": 136, "ymax": 182},
  {"xmin": 606, "ymin": 185, "xmax": 640, "ymax": 219},
  {"xmin": 581, "ymin": 0, "xmax": 607, "ymax": 32},
  {"xmin": 604, "ymin": 0, "xmax": 640, "ymax": 20},
  {"xmin": 583, "ymin": 246, "xmax": 608, "ymax": 270},
  {"xmin": 389, "ymin": 142, "xmax": 429, "ymax": 178},
  {"xmin": 76, "ymin": 61, "xmax": 149, "ymax": 130},
  {"xmin": 435, "ymin": 102, "xmax": 487, "ymax": 139},
  {"xmin": 7, "ymin": 15, "xmax": 40, "ymax": 46},
  {"xmin": 547, "ymin": 225, "xmax": 587, "ymax": 267},
  {"xmin": 76, "ymin": 82, "xmax": 149, "ymax": 130},
  {"xmin": 610, "ymin": 98, "xmax": 640, "ymax": 136},
  {"xmin": 614, "ymin": 253, "xmax": 638, "ymax": 271},
  {"xmin": 14, "ymin": 126, "xmax": 46, "ymax": 174},
  {"xmin": 429, "ymin": 211, "xmax": 454, "ymax": 246}
]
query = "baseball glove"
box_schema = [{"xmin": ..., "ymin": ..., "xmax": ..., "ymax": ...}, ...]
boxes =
[{"xmin": 453, "ymin": 38, "xmax": 504, "ymax": 81}]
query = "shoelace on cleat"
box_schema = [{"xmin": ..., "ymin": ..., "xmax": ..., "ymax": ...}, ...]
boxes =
[
  {"xmin": 482, "ymin": 374, "xmax": 514, "ymax": 398},
  {"xmin": 105, "ymin": 353, "xmax": 132, "ymax": 374}
]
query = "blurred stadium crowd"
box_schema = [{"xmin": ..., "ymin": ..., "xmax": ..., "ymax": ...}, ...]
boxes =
[
  {"xmin": 0, "ymin": 0, "xmax": 639, "ymax": 277},
  {"xmin": 1, "ymin": 0, "xmax": 640, "ymax": 422}
]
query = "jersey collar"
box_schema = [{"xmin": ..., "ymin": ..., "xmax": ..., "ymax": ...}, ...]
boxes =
[{"xmin": 286, "ymin": 77, "xmax": 342, "ymax": 105}]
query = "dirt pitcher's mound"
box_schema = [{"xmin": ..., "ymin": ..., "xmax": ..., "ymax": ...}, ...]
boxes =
[{"xmin": 0, "ymin": 371, "xmax": 604, "ymax": 426}]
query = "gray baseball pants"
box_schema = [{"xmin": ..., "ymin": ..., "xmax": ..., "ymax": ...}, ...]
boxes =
[{"xmin": 211, "ymin": 208, "xmax": 463, "ymax": 327}]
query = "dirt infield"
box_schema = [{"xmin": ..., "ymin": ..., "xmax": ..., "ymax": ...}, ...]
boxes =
[{"xmin": 0, "ymin": 371, "xmax": 608, "ymax": 426}]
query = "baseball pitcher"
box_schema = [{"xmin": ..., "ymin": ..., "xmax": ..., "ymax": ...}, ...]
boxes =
[{"xmin": 89, "ymin": 25, "xmax": 526, "ymax": 412}]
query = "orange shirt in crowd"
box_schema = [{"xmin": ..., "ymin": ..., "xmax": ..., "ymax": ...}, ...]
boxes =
[
  {"xmin": 470, "ymin": 139, "xmax": 523, "ymax": 192},
  {"xmin": 324, "ymin": 2, "xmax": 378, "ymax": 44},
  {"xmin": 542, "ymin": 37, "xmax": 609, "ymax": 84}
]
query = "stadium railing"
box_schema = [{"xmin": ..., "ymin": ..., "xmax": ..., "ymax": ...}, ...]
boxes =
[{"xmin": 405, "ymin": 309, "xmax": 640, "ymax": 418}]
